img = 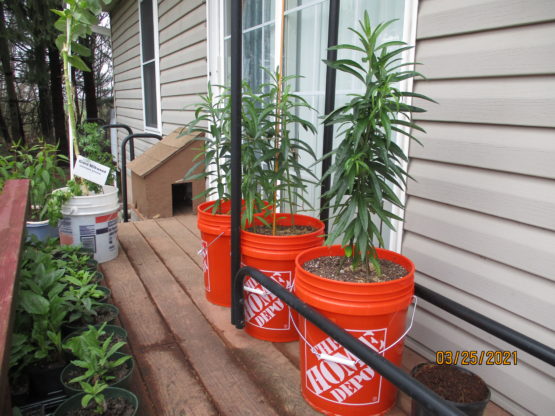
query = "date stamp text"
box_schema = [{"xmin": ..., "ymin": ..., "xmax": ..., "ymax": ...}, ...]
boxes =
[{"xmin": 435, "ymin": 350, "xmax": 517, "ymax": 366}]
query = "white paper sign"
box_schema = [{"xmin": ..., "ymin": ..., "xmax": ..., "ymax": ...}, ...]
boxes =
[{"xmin": 73, "ymin": 156, "xmax": 110, "ymax": 186}]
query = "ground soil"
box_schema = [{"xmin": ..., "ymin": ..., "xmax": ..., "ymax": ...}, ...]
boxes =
[
  {"xmin": 65, "ymin": 397, "xmax": 135, "ymax": 416},
  {"xmin": 248, "ymin": 224, "xmax": 317, "ymax": 236},
  {"xmin": 63, "ymin": 360, "xmax": 131, "ymax": 390},
  {"xmin": 413, "ymin": 364, "xmax": 489, "ymax": 403},
  {"xmin": 303, "ymin": 256, "xmax": 407, "ymax": 283}
]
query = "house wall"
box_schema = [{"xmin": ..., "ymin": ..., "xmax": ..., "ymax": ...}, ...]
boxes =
[
  {"xmin": 110, "ymin": 0, "xmax": 208, "ymax": 164},
  {"xmin": 404, "ymin": 1, "xmax": 555, "ymax": 415}
]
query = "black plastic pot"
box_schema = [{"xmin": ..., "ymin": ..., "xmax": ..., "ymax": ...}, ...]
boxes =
[
  {"xmin": 27, "ymin": 360, "xmax": 67, "ymax": 399},
  {"xmin": 62, "ymin": 303, "xmax": 120, "ymax": 335},
  {"xmin": 53, "ymin": 387, "xmax": 138, "ymax": 416},
  {"xmin": 97, "ymin": 285, "xmax": 112, "ymax": 303},
  {"xmin": 60, "ymin": 352, "xmax": 134, "ymax": 395},
  {"xmin": 411, "ymin": 363, "xmax": 491, "ymax": 416}
]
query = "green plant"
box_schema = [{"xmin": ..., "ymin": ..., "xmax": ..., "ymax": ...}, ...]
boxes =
[
  {"xmin": 184, "ymin": 83, "xmax": 232, "ymax": 213},
  {"xmin": 64, "ymin": 323, "xmax": 131, "ymax": 386},
  {"xmin": 241, "ymin": 69, "xmax": 317, "ymax": 232},
  {"xmin": 52, "ymin": 0, "xmax": 112, "ymax": 167},
  {"xmin": 80, "ymin": 380, "xmax": 110, "ymax": 414},
  {"xmin": 44, "ymin": 178, "xmax": 83, "ymax": 226},
  {"xmin": 16, "ymin": 247, "xmax": 68, "ymax": 364},
  {"xmin": 62, "ymin": 270, "xmax": 105, "ymax": 324},
  {"xmin": 322, "ymin": 14, "xmax": 434, "ymax": 274},
  {"xmin": 0, "ymin": 141, "xmax": 68, "ymax": 221}
]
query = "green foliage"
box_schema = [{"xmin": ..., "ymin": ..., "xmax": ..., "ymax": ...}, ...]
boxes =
[
  {"xmin": 64, "ymin": 323, "xmax": 131, "ymax": 386},
  {"xmin": 0, "ymin": 141, "xmax": 68, "ymax": 221},
  {"xmin": 44, "ymin": 178, "xmax": 83, "ymax": 226},
  {"xmin": 62, "ymin": 269, "xmax": 105, "ymax": 324},
  {"xmin": 322, "ymin": 14, "xmax": 434, "ymax": 273},
  {"xmin": 183, "ymin": 83, "xmax": 231, "ymax": 213},
  {"xmin": 241, "ymin": 69, "xmax": 317, "ymax": 232},
  {"xmin": 51, "ymin": 0, "xmax": 112, "ymax": 72},
  {"xmin": 15, "ymin": 244, "xmax": 68, "ymax": 364},
  {"xmin": 77, "ymin": 122, "xmax": 116, "ymax": 193},
  {"xmin": 80, "ymin": 379, "xmax": 109, "ymax": 414}
]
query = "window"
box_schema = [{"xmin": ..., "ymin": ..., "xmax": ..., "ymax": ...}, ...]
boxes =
[
  {"xmin": 213, "ymin": 0, "xmax": 415, "ymax": 250},
  {"xmin": 139, "ymin": 0, "xmax": 161, "ymax": 131}
]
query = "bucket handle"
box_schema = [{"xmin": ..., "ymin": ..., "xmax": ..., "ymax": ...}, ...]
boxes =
[
  {"xmin": 197, "ymin": 231, "xmax": 225, "ymax": 257},
  {"xmin": 291, "ymin": 296, "xmax": 418, "ymax": 367},
  {"xmin": 243, "ymin": 281, "xmax": 294, "ymax": 297}
]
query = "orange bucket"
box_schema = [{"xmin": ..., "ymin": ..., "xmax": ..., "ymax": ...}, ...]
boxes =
[
  {"xmin": 294, "ymin": 245, "xmax": 415, "ymax": 416},
  {"xmin": 241, "ymin": 214, "xmax": 325, "ymax": 342},
  {"xmin": 197, "ymin": 200, "xmax": 233, "ymax": 307}
]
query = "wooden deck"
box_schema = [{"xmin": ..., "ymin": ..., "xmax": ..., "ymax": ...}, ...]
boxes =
[{"xmin": 100, "ymin": 213, "xmax": 508, "ymax": 416}]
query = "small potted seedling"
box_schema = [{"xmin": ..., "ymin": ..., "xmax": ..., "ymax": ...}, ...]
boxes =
[
  {"xmin": 54, "ymin": 380, "xmax": 139, "ymax": 416},
  {"xmin": 61, "ymin": 324, "xmax": 134, "ymax": 395}
]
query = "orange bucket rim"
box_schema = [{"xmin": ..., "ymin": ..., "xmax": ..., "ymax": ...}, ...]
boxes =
[
  {"xmin": 295, "ymin": 245, "xmax": 415, "ymax": 288},
  {"xmin": 242, "ymin": 213, "xmax": 325, "ymax": 241}
]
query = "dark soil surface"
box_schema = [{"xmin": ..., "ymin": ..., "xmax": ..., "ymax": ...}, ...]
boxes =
[
  {"xmin": 413, "ymin": 364, "xmax": 489, "ymax": 403},
  {"xmin": 63, "ymin": 360, "xmax": 131, "ymax": 390},
  {"xmin": 303, "ymin": 256, "xmax": 407, "ymax": 283},
  {"xmin": 70, "ymin": 306, "xmax": 117, "ymax": 328},
  {"xmin": 248, "ymin": 225, "xmax": 317, "ymax": 236},
  {"xmin": 65, "ymin": 397, "xmax": 135, "ymax": 416}
]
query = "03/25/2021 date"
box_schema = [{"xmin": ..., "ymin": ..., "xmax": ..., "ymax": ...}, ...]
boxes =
[{"xmin": 435, "ymin": 350, "xmax": 517, "ymax": 366}]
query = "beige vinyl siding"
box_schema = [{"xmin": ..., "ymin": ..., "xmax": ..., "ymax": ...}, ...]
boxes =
[
  {"xmin": 404, "ymin": 1, "xmax": 555, "ymax": 415},
  {"xmin": 110, "ymin": 0, "xmax": 207, "ymax": 165}
]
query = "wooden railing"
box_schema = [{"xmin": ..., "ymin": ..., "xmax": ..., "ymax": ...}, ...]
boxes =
[{"xmin": 0, "ymin": 179, "xmax": 30, "ymax": 414}]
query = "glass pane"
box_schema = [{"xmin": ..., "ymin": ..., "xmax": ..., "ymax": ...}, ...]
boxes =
[
  {"xmin": 225, "ymin": 0, "xmax": 231, "ymax": 37},
  {"xmin": 243, "ymin": 28, "xmax": 263, "ymax": 90},
  {"xmin": 243, "ymin": 0, "xmax": 263, "ymax": 29},
  {"xmin": 143, "ymin": 62, "xmax": 157, "ymax": 128},
  {"xmin": 140, "ymin": 0, "xmax": 155, "ymax": 62},
  {"xmin": 264, "ymin": 0, "xmax": 275, "ymax": 22}
]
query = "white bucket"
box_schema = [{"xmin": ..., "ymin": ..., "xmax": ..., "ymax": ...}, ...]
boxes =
[{"xmin": 58, "ymin": 185, "xmax": 120, "ymax": 263}]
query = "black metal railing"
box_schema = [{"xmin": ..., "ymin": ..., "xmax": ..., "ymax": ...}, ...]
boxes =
[
  {"xmin": 102, "ymin": 123, "xmax": 134, "ymax": 160},
  {"xmin": 120, "ymin": 133, "xmax": 163, "ymax": 222}
]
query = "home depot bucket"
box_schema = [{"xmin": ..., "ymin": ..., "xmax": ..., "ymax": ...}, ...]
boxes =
[
  {"xmin": 294, "ymin": 245, "xmax": 415, "ymax": 416},
  {"xmin": 58, "ymin": 185, "xmax": 119, "ymax": 263},
  {"xmin": 197, "ymin": 200, "xmax": 233, "ymax": 307},
  {"xmin": 241, "ymin": 214, "xmax": 325, "ymax": 342}
]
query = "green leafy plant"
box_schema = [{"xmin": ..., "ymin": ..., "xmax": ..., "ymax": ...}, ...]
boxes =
[
  {"xmin": 80, "ymin": 379, "xmax": 110, "ymax": 414},
  {"xmin": 322, "ymin": 14, "xmax": 434, "ymax": 274},
  {"xmin": 0, "ymin": 141, "xmax": 68, "ymax": 221},
  {"xmin": 62, "ymin": 272, "xmax": 105, "ymax": 325},
  {"xmin": 241, "ymin": 69, "xmax": 317, "ymax": 232},
  {"xmin": 184, "ymin": 83, "xmax": 232, "ymax": 213},
  {"xmin": 64, "ymin": 323, "xmax": 131, "ymax": 387},
  {"xmin": 15, "ymin": 246, "xmax": 68, "ymax": 364}
]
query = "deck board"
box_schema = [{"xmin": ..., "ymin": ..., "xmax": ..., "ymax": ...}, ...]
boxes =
[
  {"xmin": 118, "ymin": 222, "xmax": 279, "ymax": 416},
  {"xmin": 151, "ymin": 218, "xmax": 321, "ymax": 415},
  {"xmin": 101, "ymin": 213, "xmax": 510, "ymax": 416}
]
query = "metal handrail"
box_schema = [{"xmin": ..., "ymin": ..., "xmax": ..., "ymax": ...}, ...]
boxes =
[
  {"xmin": 231, "ymin": 266, "xmax": 465, "ymax": 416},
  {"xmin": 415, "ymin": 284, "xmax": 555, "ymax": 366},
  {"xmin": 102, "ymin": 123, "xmax": 134, "ymax": 160},
  {"xmin": 120, "ymin": 133, "xmax": 163, "ymax": 222}
]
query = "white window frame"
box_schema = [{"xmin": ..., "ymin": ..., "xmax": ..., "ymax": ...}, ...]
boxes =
[{"xmin": 138, "ymin": 0, "xmax": 162, "ymax": 133}]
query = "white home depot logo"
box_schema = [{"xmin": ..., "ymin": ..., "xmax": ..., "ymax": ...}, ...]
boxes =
[
  {"xmin": 243, "ymin": 269, "xmax": 292, "ymax": 330},
  {"xmin": 304, "ymin": 322, "xmax": 387, "ymax": 405},
  {"xmin": 200, "ymin": 240, "xmax": 210, "ymax": 291}
]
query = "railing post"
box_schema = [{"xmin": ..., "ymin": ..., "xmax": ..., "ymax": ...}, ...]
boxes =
[
  {"xmin": 102, "ymin": 123, "xmax": 134, "ymax": 160},
  {"xmin": 0, "ymin": 179, "xmax": 30, "ymax": 414},
  {"xmin": 120, "ymin": 133, "xmax": 163, "ymax": 222}
]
